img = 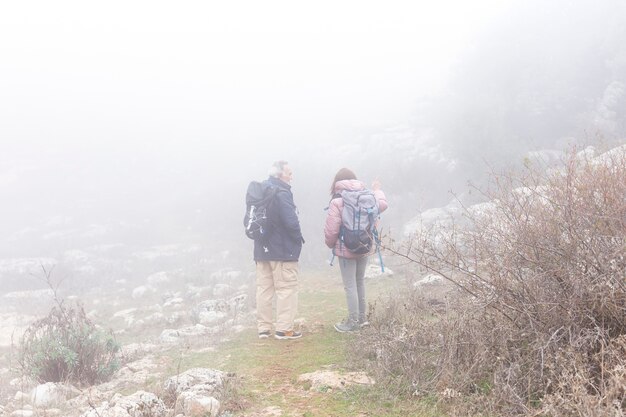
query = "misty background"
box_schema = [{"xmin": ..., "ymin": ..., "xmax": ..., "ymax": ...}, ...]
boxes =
[{"xmin": 1, "ymin": 0, "xmax": 625, "ymax": 294}]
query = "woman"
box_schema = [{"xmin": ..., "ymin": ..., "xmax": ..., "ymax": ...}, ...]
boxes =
[{"xmin": 324, "ymin": 168, "xmax": 388, "ymax": 332}]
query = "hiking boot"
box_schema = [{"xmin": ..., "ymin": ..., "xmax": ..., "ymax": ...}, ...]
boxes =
[
  {"xmin": 358, "ymin": 316, "xmax": 370, "ymax": 328},
  {"xmin": 274, "ymin": 330, "xmax": 302, "ymax": 340},
  {"xmin": 258, "ymin": 331, "xmax": 271, "ymax": 339},
  {"xmin": 334, "ymin": 319, "xmax": 359, "ymax": 333}
]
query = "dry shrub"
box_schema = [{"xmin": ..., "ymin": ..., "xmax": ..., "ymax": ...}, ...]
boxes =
[
  {"xmin": 355, "ymin": 145, "xmax": 626, "ymax": 416},
  {"xmin": 353, "ymin": 293, "xmax": 442, "ymax": 395},
  {"xmin": 19, "ymin": 302, "xmax": 121, "ymax": 386}
]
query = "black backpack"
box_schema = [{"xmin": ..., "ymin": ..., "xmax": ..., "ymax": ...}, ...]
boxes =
[{"xmin": 244, "ymin": 181, "xmax": 279, "ymax": 241}]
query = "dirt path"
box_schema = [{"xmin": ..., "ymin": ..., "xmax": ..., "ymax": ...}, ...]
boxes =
[
  {"xmin": 177, "ymin": 270, "xmax": 370, "ymax": 416},
  {"xmin": 179, "ymin": 270, "xmax": 427, "ymax": 417}
]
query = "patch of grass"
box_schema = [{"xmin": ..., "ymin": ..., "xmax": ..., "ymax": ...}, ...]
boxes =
[{"xmin": 161, "ymin": 270, "xmax": 441, "ymax": 416}]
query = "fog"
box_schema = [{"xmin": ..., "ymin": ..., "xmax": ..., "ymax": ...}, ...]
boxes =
[{"xmin": 1, "ymin": 0, "xmax": 626, "ymax": 294}]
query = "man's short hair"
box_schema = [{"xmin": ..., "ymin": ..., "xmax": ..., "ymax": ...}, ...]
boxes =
[{"xmin": 268, "ymin": 160, "xmax": 288, "ymax": 178}]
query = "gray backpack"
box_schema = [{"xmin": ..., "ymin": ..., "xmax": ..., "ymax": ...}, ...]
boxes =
[{"xmin": 339, "ymin": 189, "xmax": 380, "ymax": 255}]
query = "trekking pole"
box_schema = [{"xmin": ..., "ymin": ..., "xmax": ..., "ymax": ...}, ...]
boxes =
[{"xmin": 373, "ymin": 227, "xmax": 384, "ymax": 273}]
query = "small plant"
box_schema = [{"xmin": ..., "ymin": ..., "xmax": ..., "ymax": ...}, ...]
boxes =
[{"xmin": 19, "ymin": 268, "xmax": 120, "ymax": 386}]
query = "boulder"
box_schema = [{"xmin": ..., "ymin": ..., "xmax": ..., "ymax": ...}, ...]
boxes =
[
  {"xmin": 30, "ymin": 382, "xmax": 80, "ymax": 408},
  {"xmin": 147, "ymin": 272, "xmax": 170, "ymax": 285},
  {"xmin": 191, "ymin": 300, "xmax": 229, "ymax": 325},
  {"xmin": 80, "ymin": 391, "xmax": 166, "ymax": 417},
  {"xmin": 159, "ymin": 324, "xmax": 214, "ymax": 344},
  {"xmin": 212, "ymin": 284, "xmax": 232, "ymax": 297},
  {"xmin": 131, "ymin": 286, "xmax": 148, "ymax": 299},
  {"xmin": 175, "ymin": 392, "xmax": 220, "ymax": 417},
  {"xmin": 413, "ymin": 274, "xmax": 444, "ymax": 287},
  {"xmin": 10, "ymin": 410, "xmax": 33, "ymax": 417},
  {"xmin": 298, "ymin": 370, "xmax": 374, "ymax": 391},
  {"xmin": 364, "ymin": 263, "xmax": 393, "ymax": 279},
  {"xmin": 164, "ymin": 368, "xmax": 225, "ymax": 397}
]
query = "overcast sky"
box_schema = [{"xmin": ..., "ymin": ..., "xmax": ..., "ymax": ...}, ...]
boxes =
[
  {"xmin": 4, "ymin": 0, "xmax": 624, "ymax": 259},
  {"xmin": 1, "ymin": 0, "xmax": 510, "ymax": 155},
  {"xmin": 0, "ymin": 0, "xmax": 624, "ymax": 282}
]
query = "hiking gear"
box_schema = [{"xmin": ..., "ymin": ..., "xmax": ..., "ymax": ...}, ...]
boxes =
[
  {"xmin": 252, "ymin": 177, "xmax": 304, "ymax": 262},
  {"xmin": 244, "ymin": 181, "xmax": 279, "ymax": 241},
  {"xmin": 258, "ymin": 331, "xmax": 271, "ymax": 339},
  {"xmin": 274, "ymin": 330, "xmax": 302, "ymax": 339},
  {"xmin": 334, "ymin": 319, "xmax": 360, "ymax": 333},
  {"xmin": 340, "ymin": 189, "xmax": 380, "ymax": 255},
  {"xmin": 324, "ymin": 180, "xmax": 388, "ymax": 260}
]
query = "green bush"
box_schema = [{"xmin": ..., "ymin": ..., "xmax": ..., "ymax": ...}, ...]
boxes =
[{"xmin": 19, "ymin": 302, "xmax": 120, "ymax": 386}]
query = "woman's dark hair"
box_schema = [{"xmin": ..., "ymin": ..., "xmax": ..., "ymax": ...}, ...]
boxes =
[{"xmin": 330, "ymin": 168, "xmax": 357, "ymax": 195}]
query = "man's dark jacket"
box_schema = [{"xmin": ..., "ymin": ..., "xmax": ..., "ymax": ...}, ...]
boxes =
[{"xmin": 253, "ymin": 176, "xmax": 304, "ymax": 262}]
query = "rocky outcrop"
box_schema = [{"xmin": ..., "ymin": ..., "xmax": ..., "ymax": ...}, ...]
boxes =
[
  {"xmin": 80, "ymin": 391, "xmax": 167, "ymax": 417},
  {"xmin": 298, "ymin": 370, "xmax": 374, "ymax": 391},
  {"xmin": 165, "ymin": 368, "xmax": 227, "ymax": 417}
]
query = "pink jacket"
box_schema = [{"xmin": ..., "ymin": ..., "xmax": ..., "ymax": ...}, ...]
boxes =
[{"xmin": 324, "ymin": 179, "xmax": 388, "ymax": 259}]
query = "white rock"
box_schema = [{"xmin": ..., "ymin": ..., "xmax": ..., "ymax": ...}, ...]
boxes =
[
  {"xmin": 131, "ymin": 286, "xmax": 148, "ymax": 299},
  {"xmin": 144, "ymin": 312, "xmax": 165, "ymax": 324},
  {"xmin": 31, "ymin": 382, "xmax": 80, "ymax": 408},
  {"xmin": 192, "ymin": 299, "xmax": 229, "ymax": 325},
  {"xmin": 413, "ymin": 274, "xmax": 444, "ymax": 287},
  {"xmin": 164, "ymin": 368, "xmax": 226, "ymax": 397},
  {"xmin": 163, "ymin": 297, "xmax": 184, "ymax": 307},
  {"xmin": 9, "ymin": 377, "xmax": 23, "ymax": 387},
  {"xmin": 159, "ymin": 325, "xmax": 212, "ymax": 344},
  {"xmin": 113, "ymin": 308, "xmax": 137, "ymax": 318},
  {"xmin": 165, "ymin": 311, "xmax": 185, "ymax": 325},
  {"xmin": 0, "ymin": 257, "xmax": 56, "ymax": 276},
  {"xmin": 112, "ymin": 308, "xmax": 137, "ymax": 327},
  {"xmin": 364, "ymin": 263, "xmax": 393, "ymax": 278},
  {"xmin": 212, "ymin": 284, "xmax": 232, "ymax": 297},
  {"xmin": 228, "ymin": 294, "xmax": 248, "ymax": 311},
  {"xmin": 125, "ymin": 356, "xmax": 159, "ymax": 373},
  {"xmin": 80, "ymin": 391, "xmax": 166, "ymax": 417},
  {"xmin": 147, "ymin": 271, "xmax": 170, "ymax": 285},
  {"xmin": 232, "ymin": 324, "xmax": 246, "ymax": 333},
  {"xmin": 120, "ymin": 343, "xmax": 158, "ymax": 361},
  {"xmin": 0, "ymin": 314, "xmax": 38, "ymax": 347},
  {"xmin": 176, "ymin": 392, "xmax": 220, "ymax": 417},
  {"xmin": 197, "ymin": 310, "xmax": 226, "ymax": 325},
  {"xmin": 225, "ymin": 270, "xmax": 242, "ymax": 280},
  {"xmin": 14, "ymin": 391, "xmax": 29, "ymax": 402},
  {"xmin": 10, "ymin": 410, "xmax": 33, "ymax": 417},
  {"xmin": 159, "ymin": 329, "xmax": 181, "ymax": 344},
  {"xmin": 298, "ymin": 370, "xmax": 375, "ymax": 390}
]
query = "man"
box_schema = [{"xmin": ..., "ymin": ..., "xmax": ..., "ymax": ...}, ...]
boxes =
[{"xmin": 254, "ymin": 160, "xmax": 304, "ymax": 340}]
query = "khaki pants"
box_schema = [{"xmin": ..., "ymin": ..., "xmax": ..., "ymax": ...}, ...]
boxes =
[{"xmin": 256, "ymin": 261, "xmax": 299, "ymax": 333}]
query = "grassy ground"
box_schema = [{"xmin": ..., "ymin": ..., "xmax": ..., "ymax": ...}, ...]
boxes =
[{"xmin": 166, "ymin": 267, "xmax": 442, "ymax": 417}]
